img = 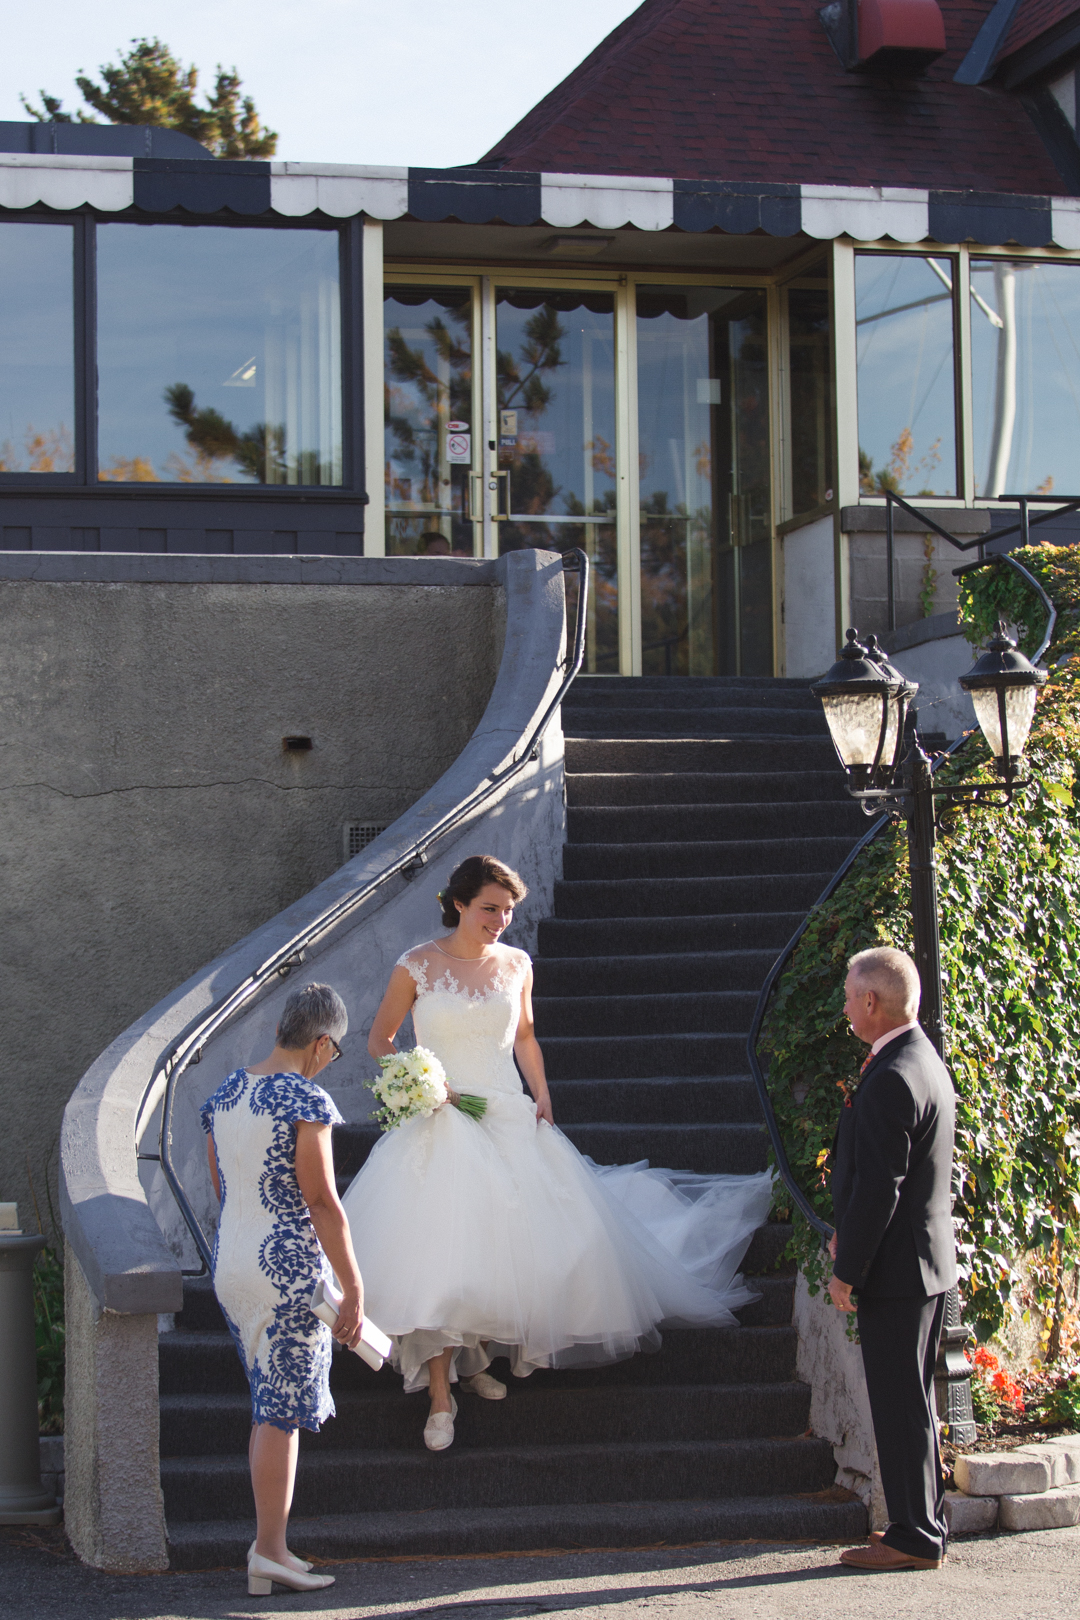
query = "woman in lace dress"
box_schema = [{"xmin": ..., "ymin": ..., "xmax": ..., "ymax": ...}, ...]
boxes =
[
  {"xmin": 341, "ymin": 855, "xmax": 773, "ymax": 1452},
  {"xmin": 202, "ymin": 982, "xmax": 363, "ymax": 1595}
]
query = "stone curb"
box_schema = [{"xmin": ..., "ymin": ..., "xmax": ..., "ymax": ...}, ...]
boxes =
[
  {"xmin": 999, "ymin": 1484, "xmax": 1080, "ymax": 1531},
  {"xmin": 949, "ymin": 1436, "xmax": 1080, "ymax": 1535}
]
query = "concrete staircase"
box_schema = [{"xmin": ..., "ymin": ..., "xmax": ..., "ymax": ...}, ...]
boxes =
[{"xmin": 160, "ymin": 674, "xmax": 870, "ymax": 1567}]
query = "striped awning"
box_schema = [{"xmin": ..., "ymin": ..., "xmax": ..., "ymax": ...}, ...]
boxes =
[{"xmin": 3, "ymin": 153, "xmax": 1079, "ymax": 249}]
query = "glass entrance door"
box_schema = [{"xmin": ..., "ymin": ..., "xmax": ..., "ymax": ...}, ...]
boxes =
[
  {"xmin": 494, "ymin": 288, "xmax": 618, "ymax": 671},
  {"xmin": 383, "ymin": 283, "xmax": 476, "ymax": 554},
  {"xmin": 635, "ymin": 286, "xmax": 772, "ymax": 676}
]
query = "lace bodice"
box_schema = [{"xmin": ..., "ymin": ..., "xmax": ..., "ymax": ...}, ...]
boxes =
[{"xmin": 396, "ymin": 942, "xmax": 530, "ymax": 1095}]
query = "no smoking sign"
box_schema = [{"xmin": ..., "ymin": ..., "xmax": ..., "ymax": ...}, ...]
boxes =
[{"xmin": 447, "ymin": 421, "xmax": 471, "ymax": 465}]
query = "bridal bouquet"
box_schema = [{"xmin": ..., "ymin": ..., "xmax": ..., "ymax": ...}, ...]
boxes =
[{"xmin": 367, "ymin": 1046, "xmax": 487, "ymax": 1131}]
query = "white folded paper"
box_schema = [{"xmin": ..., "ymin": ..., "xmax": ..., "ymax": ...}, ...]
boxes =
[{"xmin": 310, "ymin": 1279, "xmax": 393, "ymax": 1371}]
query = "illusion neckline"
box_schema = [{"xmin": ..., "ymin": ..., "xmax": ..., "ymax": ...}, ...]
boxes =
[{"xmin": 433, "ymin": 940, "xmax": 500, "ymax": 964}]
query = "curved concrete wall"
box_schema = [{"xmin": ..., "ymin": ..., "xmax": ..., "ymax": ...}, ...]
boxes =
[
  {"xmin": 0, "ymin": 553, "xmax": 504, "ymax": 1238},
  {"xmin": 58, "ymin": 546, "xmax": 568, "ymax": 1570}
]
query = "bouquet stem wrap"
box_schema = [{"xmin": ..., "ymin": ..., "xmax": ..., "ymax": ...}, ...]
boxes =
[{"xmin": 367, "ymin": 1047, "xmax": 487, "ymax": 1131}]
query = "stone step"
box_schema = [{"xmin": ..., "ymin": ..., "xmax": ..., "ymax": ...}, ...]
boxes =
[
  {"xmin": 164, "ymin": 1490, "xmax": 868, "ymax": 1568},
  {"xmin": 533, "ymin": 952, "xmax": 777, "ymax": 996},
  {"xmin": 567, "ymin": 675, "xmax": 817, "ymax": 693},
  {"xmin": 563, "ymin": 709, "xmax": 829, "ymax": 739},
  {"xmin": 553, "ymin": 873, "xmax": 832, "ymax": 918},
  {"xmin": 159, "ymin": 1323, "xmax": 803, "ymax": 1396},
  {"xmin": 564, "ymin": 686, "xmax": 821, "ymax": 712},
  {"xmin": 160, "ymin": 1434, "xmax": 839, "ymax": 1521},
  {"xmin": 563, "ymin": 737, "xmax": 839, "ymax": 774},
  {"xmin": 544, "ymin": 1073, "xmax": 765, "ymax": 1124},
  {"xmin": 537, "ymin": 912, "xmax": 804, "ymax": 956},
  {"xmin": 561, "ymin": 837, "xmax": 858, "ymax": 881},
  {"xmin": 564, "ymin": 1121, "xmax": 772, "ymax": 1177},
  {"xmin": 566, "ymin": 801, "xmax": 863, "ymax": 844},
  {"xmin": 566, "ymin": 769, "xmax": 852, "ymax": 807},
  {"xmin": 535, "ymin": 988, "xmax": 758, "ymax": 1037},
  {"xmin": 160, "ymin": 1377, "xmax": 811, "ymax": 1456},
  {"xmin": 541, "ymin": 1031, "xmax": 749, "ymax": 1079}
]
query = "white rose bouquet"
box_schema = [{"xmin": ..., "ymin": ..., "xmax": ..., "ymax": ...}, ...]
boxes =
[{"xmin": 367, "ymin": 1046, "xmax": 487, "ymax": 1131}]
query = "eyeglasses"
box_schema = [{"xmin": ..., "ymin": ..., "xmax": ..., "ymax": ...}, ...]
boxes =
[{"xmin": 326, "ymin": 1035, "xmax": 343, "ymax": 1062}]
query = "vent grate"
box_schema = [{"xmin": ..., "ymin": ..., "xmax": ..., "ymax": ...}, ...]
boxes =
[{"xmin": 343, "ymin": 822, "xmax": 389, "ymax": 861}]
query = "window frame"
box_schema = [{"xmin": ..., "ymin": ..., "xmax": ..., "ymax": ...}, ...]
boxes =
[{"xmin": 0, "ymin": 209, "xmax": 363, "ymax": 496}]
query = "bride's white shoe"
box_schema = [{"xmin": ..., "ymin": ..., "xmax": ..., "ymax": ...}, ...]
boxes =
[
  {"xmin": 247, "ymin": 1551, "xmax": 334, "ymax": 1595},
  {"xmin": 247, "ymin": 1539, "xmax": 312, "ymax": 1572},
  {"xmin": 423, "ymin": 1394, "xmax": 457, "ymax": 1451},
  {"xmin": 459, "ymin": 1371, "xmax": 507, "ymax": 1400}
]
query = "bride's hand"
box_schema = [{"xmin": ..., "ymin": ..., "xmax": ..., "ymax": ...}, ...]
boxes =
[
  {"xmin": 333, "ymin": 1285, "xmax": 364, "ymax": 1350},
  {"xmin": 535, "ymin": 1090, "xmax": 554, "ymax": 1126}
]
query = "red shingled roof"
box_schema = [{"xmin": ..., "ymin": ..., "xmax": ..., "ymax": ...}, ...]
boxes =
[
  {"xmin": 481, "ymin": 0, "xmax": 1066, "ymax": 195},
  {"xmin": 999, "ymin": 0, "xmax": 1080, "ymax": 58}
]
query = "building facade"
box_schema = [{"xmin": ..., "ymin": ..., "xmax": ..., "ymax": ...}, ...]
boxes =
[{"xmin": 5, "ymin": 0, "xmax": 1080, "ymax": 680}]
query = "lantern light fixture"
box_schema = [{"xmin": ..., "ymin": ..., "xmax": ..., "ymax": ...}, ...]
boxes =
[
  {"xmin": 810, "ymin": 629, "xmax": 918, "ymax": 793},
  {"xmin": 958, "ymin": 620, "xmax": 1047, "ymax": 778}
]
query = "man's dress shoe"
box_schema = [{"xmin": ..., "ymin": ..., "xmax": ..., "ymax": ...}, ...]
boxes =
[{"xmin": 840, "ymin": 1542, "xmax": 942, "ymax": 1571}]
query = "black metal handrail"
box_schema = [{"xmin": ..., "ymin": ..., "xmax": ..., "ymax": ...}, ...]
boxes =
[
  {"xmin": 142, "ymin": 549, "xmax": 590, "ymax": 1273},
  {"xmin": 746, "ymin": 542, "xmax": 1056, "ymax": 1242},
  {"xmin": 883, "ymin": 489, "xmax": 1077, "ymax": 632}
]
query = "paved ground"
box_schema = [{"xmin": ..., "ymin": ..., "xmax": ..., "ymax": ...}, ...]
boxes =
[{"xmin": 3, "ymin": 1528, "xmax": 1080, "ymax": 1620}]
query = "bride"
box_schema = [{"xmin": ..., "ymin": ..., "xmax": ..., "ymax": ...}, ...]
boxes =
[{"xmin": 340, "ymin": 854, "xmax": 773, "ymax": 1451}]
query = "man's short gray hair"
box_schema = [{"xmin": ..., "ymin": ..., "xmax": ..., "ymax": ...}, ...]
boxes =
[
  {"xmin": 847, "ymin": 947, "xmax": 921, "ymax": 1020},
  {"xmin": 277, "ymin": 982, "xmax": 348, "ymax": 1050}
]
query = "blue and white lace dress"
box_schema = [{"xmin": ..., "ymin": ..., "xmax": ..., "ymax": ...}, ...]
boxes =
[{"xmin": 201, "ymin": 1069, "xmax": 344, "ymax": 1432}]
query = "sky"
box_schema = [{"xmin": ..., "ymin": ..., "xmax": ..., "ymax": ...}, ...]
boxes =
[{"xmin": 0, "ymin": 1, "xmax": 641, "ymax": 168}]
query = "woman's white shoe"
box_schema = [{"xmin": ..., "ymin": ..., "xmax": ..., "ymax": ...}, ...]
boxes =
[
  {"xmin": 247, "ymin": 1539, "xmax": 312, "ymax": 1572},
  {"xmin": 459, "ymin": 1371, "xmax": 507, "ymax": 1400},
  {"xmin": 247, "ymin": 1552, "xmax": 334, "ymax": 1595},
  {"xmin": 423, "ymin": 1394, "xmax": 458, "ymax": 1451}
]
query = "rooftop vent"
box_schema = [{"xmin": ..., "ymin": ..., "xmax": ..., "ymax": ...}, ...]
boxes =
[{"xmin": 819, "ymin": 0, "xmax": 946, "ymax": 76}]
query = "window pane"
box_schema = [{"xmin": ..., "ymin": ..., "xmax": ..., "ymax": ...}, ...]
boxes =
[
  {"xmin": 636, "ymin": 286, "xmax": 770, "ymax": 677},
  {"xmin": 856, "ymin": 255, "xmax": 957, "ymax": 498},
  {"xmin": 786, "ymin": 272, "xmax": 834, "ymax": 516},
  {"xmin": 0, "ymin": 223, "xmax": 74, "ymax": 473},
  {"xmin": 384, "ymin": 285, "xmax": 474, "ymax": 555},
  {"xmin": 495, "ymin": 289, "xmax": 617, "ymax": 672},
  {"xmin": 971, "ymin": 259, "xmax": 1080, "ymax": 497},
  {"xmin": 97, "ymin": 225, "xmax": 341, "ymax": 485}
]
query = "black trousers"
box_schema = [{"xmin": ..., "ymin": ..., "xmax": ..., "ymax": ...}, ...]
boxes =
[{"xmin": 856, "ymin": 1291, "xmax": 948, "ymax": 1560}]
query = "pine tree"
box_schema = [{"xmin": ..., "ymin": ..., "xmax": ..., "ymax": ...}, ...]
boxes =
[{"xmin": 21, "ymin": 37, "xmax": 277, "ymax": 159}]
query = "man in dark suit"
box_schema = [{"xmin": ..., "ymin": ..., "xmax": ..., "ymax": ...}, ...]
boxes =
[{"xmin": 828, "ymin": 946, "xmax": 957, "ymax": 1573}]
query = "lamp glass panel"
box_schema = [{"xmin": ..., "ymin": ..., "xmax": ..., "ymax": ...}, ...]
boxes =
[
  {"xmin": 821, "ymin": 690, "xmax": 893, "ymax": 768},
  {"xmin": 970, "ymin": 684, "xmax": 1037, "ymax": 758}
]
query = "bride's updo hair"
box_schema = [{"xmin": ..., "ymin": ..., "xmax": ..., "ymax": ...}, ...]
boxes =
[{"xmin": 438, "ymin": 855, "xmax": 527, "ymax": 929}]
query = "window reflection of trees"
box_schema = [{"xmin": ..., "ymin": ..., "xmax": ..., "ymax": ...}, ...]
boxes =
[
  {"xmin": 494, "ymin": 291, "xmax": 619, "ymax": 672},
  {"xmin": 384, "ymin": 288, "xmax": 472, "ymax": 553}
]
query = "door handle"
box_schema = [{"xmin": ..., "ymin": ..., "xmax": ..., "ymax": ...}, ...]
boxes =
[{"xmin": 467, "ymin": 470, "xmax": 511, "ymax": 521}]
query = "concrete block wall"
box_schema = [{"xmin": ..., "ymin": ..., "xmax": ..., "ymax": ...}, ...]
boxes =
[{"xmin": 842, "ymin": 505, "xmax": 992, "ymax": 641}]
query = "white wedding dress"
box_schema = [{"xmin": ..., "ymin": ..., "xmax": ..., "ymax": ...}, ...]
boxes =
[{"xmin": 340, "ymin": 942, "xmax": 774, "ymax": 1392}]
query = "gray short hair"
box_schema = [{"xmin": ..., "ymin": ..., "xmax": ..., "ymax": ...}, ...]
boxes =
[
  {"xmin": 848, "ymin": 947, "xmax": 921, "ymax": 1021},
  {"xmin": 277, "ymin": 982, "xmax": 348, "ymax": 1050}
]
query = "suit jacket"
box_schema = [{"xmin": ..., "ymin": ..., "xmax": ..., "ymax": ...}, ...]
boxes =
[{"xmin": 831, "ymin": 1025, "xmax": 958, "ymax": 1298}]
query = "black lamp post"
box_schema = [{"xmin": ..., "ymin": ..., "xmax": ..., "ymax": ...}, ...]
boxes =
[{"xmin": 812, "ymin": 620, "xmax": 1047, "ymax": 1444}]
